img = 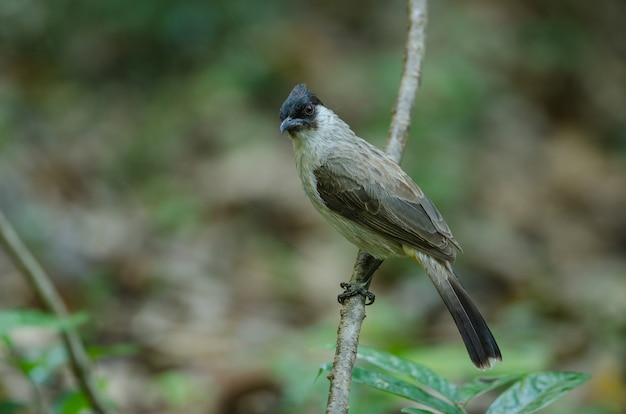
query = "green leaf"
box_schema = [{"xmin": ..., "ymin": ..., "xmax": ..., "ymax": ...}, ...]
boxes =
[
  {"xmin": 88, "ymin": 343, "xmax": 139, "ymax": 360},
  {"xmin": 357, "ymin": 347, "xmax": 459, "ymax": 402},
  {"xmin": 52, "ymin": 390, "xmax": 89, "ymax": 414},
  {"xmin": 0, "ymin": 401, "xmax": 27, "ymax": 414},
  {"xmin": 458, "ymin": 373, "xmax": 524, "ymax": 404},
  {"xmin": 317, "ymin": 362, "xmax": 333, "ymax": 382},
  {"xmin": 486, "ymin": 371, "xmax": 590, "ymax": 414},
  {"xmin": 0, "ymin": 310, "xmax": 88, "ymax": 335},
  {"xmin": 352, "ymin": 366, "xmax": 463, "ymax": 414},
  {"xmin": 16, "ymin": 345, "xmax": 68, "ymax": 385},
  {"xmin": 2, "ymin": 335, "xmax": 68, "ymax": 385},
  {"xmin": 401, "ymin": 408, "xmax": 438, "ymax": 414}
]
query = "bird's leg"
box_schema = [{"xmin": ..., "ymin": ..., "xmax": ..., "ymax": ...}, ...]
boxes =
[{"xmin": 338, "ymin": 252, "xmax": 383, "ymax": 305}]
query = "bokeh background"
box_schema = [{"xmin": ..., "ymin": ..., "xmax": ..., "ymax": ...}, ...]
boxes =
[{"xmin": 1, "ymin": 0, "xmax": 625, "ymax": 413}]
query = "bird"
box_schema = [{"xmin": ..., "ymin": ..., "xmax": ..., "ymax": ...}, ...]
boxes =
[{"xmin": 278, "ymin": 83, "xmax": 501, "ymax": 369}]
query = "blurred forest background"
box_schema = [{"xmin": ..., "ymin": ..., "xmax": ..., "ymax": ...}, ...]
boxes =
[{"xmin": 1, "ymin": 0, "xmax": 625, "ymax": 413}]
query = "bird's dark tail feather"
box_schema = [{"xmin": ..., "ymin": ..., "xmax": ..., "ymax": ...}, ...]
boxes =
[{"xmin": 413, "ymin": 251, "xmax": 502, "ymax": 370}]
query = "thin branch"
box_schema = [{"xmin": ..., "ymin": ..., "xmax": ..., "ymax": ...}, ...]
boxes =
[
  {"xmin": 0, "ymin": 209, "xmax": 111, "ymax": 414},
  {"xmin": 325, "ymin": 1, "xmax": 428, "ymax": 413},
  {"xmin": 385, "ymin": 0, "xmax": 428, "ymax": 162}
]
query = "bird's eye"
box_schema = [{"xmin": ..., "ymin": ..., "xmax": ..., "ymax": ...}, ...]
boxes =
[{"xmin": 304, "ymin": 104, "xmax": 314, "ymax": 116}]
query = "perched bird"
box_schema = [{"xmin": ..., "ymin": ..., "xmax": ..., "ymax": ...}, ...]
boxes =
[{"xmin": 279, "ymin": 83, "xmax": 501, "ymax": 369}]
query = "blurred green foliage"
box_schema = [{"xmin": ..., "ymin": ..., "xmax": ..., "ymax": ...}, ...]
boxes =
[
  {"xmin": 0, "ymin": 310, "xmax": 92, "ymax": 412},
  {"xmin": 1, "ymin": 0, "xmax": 625, "ymax": 413}
]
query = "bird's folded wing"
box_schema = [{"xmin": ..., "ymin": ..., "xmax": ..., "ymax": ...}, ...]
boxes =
[{"xmin": 314, "ymin": 161, "xmax": 460, "ymax": 262}]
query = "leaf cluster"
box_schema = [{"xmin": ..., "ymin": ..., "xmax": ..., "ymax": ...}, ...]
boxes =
[{"xmin": 322, "ymin": 347, "xmax": 589, "ymax": 414}]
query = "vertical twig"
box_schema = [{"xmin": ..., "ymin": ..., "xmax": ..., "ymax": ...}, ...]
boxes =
[
  {"xmin": 0, "ymin": 210, "xmax": 111, "ymax": 414},
  {"xmin": 325, "ymin": 1, "xmax": 428, "ymax": 413},
  {"xmin": 385, "ymin": 0, "xmax": 428, "ymax": 163}
]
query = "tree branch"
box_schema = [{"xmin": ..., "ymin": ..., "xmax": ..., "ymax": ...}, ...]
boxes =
[
  {"xmin": 385, "ymin": 0, "xmax": 428, "ymax": 163},
  {"xmin": 325, "ymin": 1, "xmax": 428, "ymax": 413},
  {"xmin": 0, "ymin": 209, "xmax": 111, "ymax": 414}
]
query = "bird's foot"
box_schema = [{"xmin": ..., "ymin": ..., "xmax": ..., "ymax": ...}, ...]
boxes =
[{"xmin": 337, "ymin": 282, "xmax": 376, "ymax": 305}]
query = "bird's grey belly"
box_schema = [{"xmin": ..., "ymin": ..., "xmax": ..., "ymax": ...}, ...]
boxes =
[{"xmin": 314, "ymin": 204, "xmax": 404, "ymax": 259}]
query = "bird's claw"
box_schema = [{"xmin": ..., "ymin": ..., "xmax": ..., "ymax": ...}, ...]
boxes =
[{"xmin": 338, "ymin": 282, "xmax": 376, "ymax": 305}]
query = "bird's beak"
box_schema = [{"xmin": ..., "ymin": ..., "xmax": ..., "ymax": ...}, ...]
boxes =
[{"xmin": 280, "ymin": 117, "xmax": 303, "ymax": 133}]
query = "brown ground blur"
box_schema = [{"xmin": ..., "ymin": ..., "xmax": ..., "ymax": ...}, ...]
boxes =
[{"xmin": 1, "ymin": 1, "xmax": 625, "ymax": 413}]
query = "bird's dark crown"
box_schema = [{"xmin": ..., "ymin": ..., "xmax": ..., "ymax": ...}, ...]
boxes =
[{"xmin": 279, "ymin": 83, "xmax": 323, "ymax": 123}]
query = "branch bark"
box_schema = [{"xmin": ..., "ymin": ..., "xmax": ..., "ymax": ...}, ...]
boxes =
[
  {"xmin": 0, "ymin": 210, "xmax": 111, "ymax": 414},
  {"xmin": 325, "ymin": 1, "xmax": 428, "ymax": 413}
]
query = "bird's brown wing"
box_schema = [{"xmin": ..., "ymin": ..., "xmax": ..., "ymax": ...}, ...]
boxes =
[{"xmin": 314, "ymin": 160, "xmax": 460, "ymax": 262}]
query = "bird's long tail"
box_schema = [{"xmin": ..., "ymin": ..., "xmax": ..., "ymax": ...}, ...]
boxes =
[{"xmin": 410, "ymin": 249, "xmax": 502, "ymax": 369}]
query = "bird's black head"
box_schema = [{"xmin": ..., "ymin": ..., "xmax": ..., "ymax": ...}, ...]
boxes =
[{"xmin": 279, "ymin": 83, "xmax": 323, "ymax": 134}]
